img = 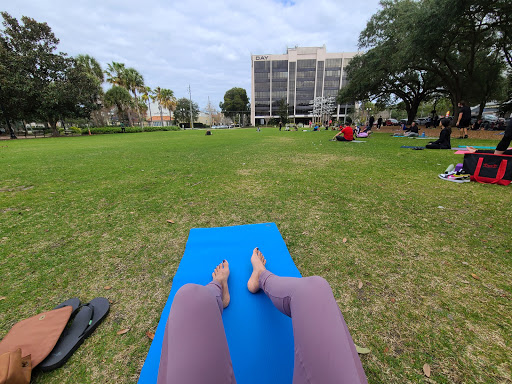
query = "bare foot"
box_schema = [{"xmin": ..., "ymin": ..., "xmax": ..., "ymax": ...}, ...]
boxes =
[
  {"xmin": 212, "ymin": 260, "xmax": 230, "ymax": 308},
  {"xmin": 247, "ymin": 247, "xmax": 267, "ymax": 293},
  {"xmin": 466, "ymin": 146, "xmax": 477, "ymax": 153}
]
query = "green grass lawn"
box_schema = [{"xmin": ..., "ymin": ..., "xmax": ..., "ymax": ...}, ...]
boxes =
[{"xmin": 1, "ymin": 128, "xmax": 511, "ymax": 383}]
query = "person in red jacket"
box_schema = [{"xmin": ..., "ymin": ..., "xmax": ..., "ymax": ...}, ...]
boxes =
[{"xmin": 331, "ymin": 124, "xmax": 353, "ymax": 141}]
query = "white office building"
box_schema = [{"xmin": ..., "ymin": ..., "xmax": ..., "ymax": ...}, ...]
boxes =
[{"xmin": 251, "ymin": 46, "xmax": 358, "ymax": 125}]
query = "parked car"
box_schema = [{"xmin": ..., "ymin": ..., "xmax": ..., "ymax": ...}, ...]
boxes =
[
  {"xmin": 415, "ymin": 117, "xmax": 430, "ymax": 125},
  {"xmin": 385, "ymin": 118, "xmax": 399, "ymax": 126},
  {"xmin": 482, "ymin": 114, "xmax": 498, "ymax": 123}
]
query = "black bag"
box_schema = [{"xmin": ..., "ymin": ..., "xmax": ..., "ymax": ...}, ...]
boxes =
[{"xmin": 463, "ymin": 153, "xmax": 512, "ymax": 185}]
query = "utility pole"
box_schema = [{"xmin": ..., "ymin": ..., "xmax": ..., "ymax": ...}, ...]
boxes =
[
  {"xmin": 188, "ymin": 85, "xmax": 194, "ymax": 129},
  {"xmin": 208, "ymin": 96, "xmax": 211, "ymax": 127}
]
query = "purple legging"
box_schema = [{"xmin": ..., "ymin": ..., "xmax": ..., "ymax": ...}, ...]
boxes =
[
  {"xmin": 157, "ymin": 281, "xmax": 236, "ymax": 384},
  {"xmin": 157, "ymin": 273, "xmax": 368, "ymax": 384}
]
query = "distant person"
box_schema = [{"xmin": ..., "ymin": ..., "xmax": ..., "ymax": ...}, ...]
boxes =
[
  {"xmin": 205, "ymin": 130, "xmax": 212, "ymax": 136},
  {"xmin": 331, "ymin": 124, "xmax": 353, "ymax": 141},
  {"xmin": 433, "ymin": 115, "xmax": 439, "ymax": 128},
  {"xmin": 356, "ymin": 125, "xmax": 372, "ymax": 138},
  {"xmin": 456, "ymin": 100, "xmax": 471, "ymax": 139},
  {"xmin": 426, "ymin": 118, "xmax": 451, "ymax": 149},
  {"xmin": 400, "ymin": 121, "xmax": 407, "ymax": 131},
  {"xmin": 472, "ymin": 119, "xmax": 482, "ymax": 130},
  {"xmin": 404, "ymin": 122, "xmax": 419, "ymax": 137},
  {"xmin": 368, "ymin": 115, "xmax": 374, "ymax": 130},
  {"xmin": 279, "ymin": 122, "xmax": 282, "ymax": 131},
  {"xmin": 377, "ymin": 116, "xmax": 383, "ymax": 129}
]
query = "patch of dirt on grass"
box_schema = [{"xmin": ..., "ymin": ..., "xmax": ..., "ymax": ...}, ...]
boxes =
[
  {"xmin": 236, "ymin": 168, "xmax": 261, "ymax": 176},
  {"xmin": 291, "ymin": 153, "xmax": 364, "ymax": 167},
  {"xmin": 232, "ymin": 178, "xmax": 268, "ymax": 198},
  {"xmin": 264, "ymin": 136, "xmax": 295, "ymax": 143},
  {"xmin": 0, "ymin": 185, "xmax": 34, "ymax": 192}
]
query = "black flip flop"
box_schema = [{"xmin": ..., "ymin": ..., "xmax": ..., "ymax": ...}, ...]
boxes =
[
  {"xmin": 54, "ymin": 298, "xmax": 81, "ymax": 317},
  {"xmin": 39, "ymin": 297, "xmax": 110, "ymax": 371}
]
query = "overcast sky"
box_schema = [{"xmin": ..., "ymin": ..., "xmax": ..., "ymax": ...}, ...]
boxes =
[{"xmin": 4, "ymin": 0, "xmax": 382, "ymax": 113}]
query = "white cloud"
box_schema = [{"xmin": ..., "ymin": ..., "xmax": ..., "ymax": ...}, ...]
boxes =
[{"xmin": 4, "ymin": 0, "xmax": 381, "ymax": 110}]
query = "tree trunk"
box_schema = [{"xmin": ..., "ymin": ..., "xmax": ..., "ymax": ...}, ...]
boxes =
[
  {"xmin": 477, "ymin": 101, "xmax": 485, "ymax": 119},
  {"xmin": 127, "ymin": 109, "xmax": 134, "ymax": 127},
  {"xmin": 0, "ymin": 103, "xmax": 16, "ymax": 139},
  {"xmin": 148, "ymin": 101, "xmax": 152, "ymax": 126},
  {"xmin": 49, "ymin": 118, "xmax": 60, "ymax": 137},
  {"xmin": 159, "ymin": 106, "xmax": 163, "ymax": 127},
  {"xmin": 406, "ymin": 102, "xmax": 420, "ymax": 125}
]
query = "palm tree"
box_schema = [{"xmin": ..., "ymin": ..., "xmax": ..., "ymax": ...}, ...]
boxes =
[
  {"xmin": 137, "ymin": 97, "xmax": 148, "ymax": 121},
  {"xmin": 104, "ymin": 86, "xmax": 133, "ymax": 126},
  {"xmin": 124, "ymin": 68, "xmax": 145, "ymax": 126},
  {"xmin": 152, "ymin": 88, "xmax": 176, "ymax": 127},
  {"xmin": 76, "ymin": 54, "xmax": 104, "ymax": 84},
  {"xmin": 124, "ymin": 68, "xmax": 144, "ymax": 99},
  {"xmin": 105, "ymin": 62, "xmax": 127, "ymax": 87},
  {"xmin": 74, "ymin": 54, "xmax": 106, "ymax": 126},
  {"xmin": 161, "ymin": 89, "xmax": 177, "ymax": 126},
  {"xmin": 153, "ymin": 87, "xmax": 164, "ymax": 127},
  {"xmin": 141, "ymin": 86, "xmax": 154, "ymax": 126}
]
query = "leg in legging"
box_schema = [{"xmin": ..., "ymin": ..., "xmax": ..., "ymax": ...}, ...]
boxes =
[
  {"xmin": 157, "ymin": 261, "xmax": 235, "ymax": 384},
  {"xmin": 495, "ymin": 119, "xmax": 512, "ymax": 154},
  {"xmin": 248, "ymin": 248, "xmax": 368, "ymax": 384}
]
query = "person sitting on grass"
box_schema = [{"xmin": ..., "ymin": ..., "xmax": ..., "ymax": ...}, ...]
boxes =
[
  {"xmin": 331, "ymin": 124, "xmax": 354, "ymax": 141},
  {"xmin": 472, "ymin": 119, "xmax": 482, "ymax": 131},
  {"xmin": 356, "ymin": 125, "xmax": 372, "ymax": 138},
  {"xmin": 205, "ymin": 130, "xmax": 212, "ymax": 136},
  {"xmin": 156, "ymin": 248, "xmax": 369, "ymax": 384},
  {"xmin": 426, "ymin": 118, "xmax": 451, "ymax": 149},
  {"xmin": 404, "ymin": 122, "xmax": 419, "ymax": 137}
]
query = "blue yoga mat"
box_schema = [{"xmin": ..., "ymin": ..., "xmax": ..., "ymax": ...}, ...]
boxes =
[
  {"xmin": 138, "ymin": 223, "xmax": 302, "ymax": 384},
  {"xmin": 457, "ymin": 145, "xmax": 496, "ymax": 149}
]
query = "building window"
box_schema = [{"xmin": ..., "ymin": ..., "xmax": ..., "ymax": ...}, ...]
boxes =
[
  {"xmin": 272, "ymin": 60, "xmax": 288, "ymax": 70},
  {"xmin": 316, "ymin": 61, "xmax": 324, "ymax": 97},
  {"xmin": 254, "ymin": 61, "xmax": 270, "ymax": 72},
  {"xmin": 326, "ymin": 58, "xmax": 342, "ymax": 68},
  {"xmin": 296, "ymin": 80, "xmax": 315, "ymax": 88},
  {"xmin": 254, "ymin": 72, "xmax": 270, "ymax": 81},
  {"xmin": 296, "ymin": 70, "xmax": 316, "ymax": 79},
  {"xmin": 272, "ymin": 71, "xmax": 288, "ymax": 79},
  {"xmin": 297, "ymin": 59, "xmax": 316, "ymax": 69},
  {"xmin": 325, "ymin": 69, "xmax": 341, "ymax": 77}
]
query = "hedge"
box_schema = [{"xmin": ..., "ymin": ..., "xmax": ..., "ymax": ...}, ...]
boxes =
[{"xmin": 81, "ymin": 126, "xmax": 181, "ymax": 135}]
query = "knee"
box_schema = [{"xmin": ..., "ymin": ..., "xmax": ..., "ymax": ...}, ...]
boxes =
[
  {"xmin": 174, "ymin": 284, "xmax": 211, "ymax": 306},
  {"xmin": 304, "ymin": 276, "xmax": 333, "ymax": 295}
]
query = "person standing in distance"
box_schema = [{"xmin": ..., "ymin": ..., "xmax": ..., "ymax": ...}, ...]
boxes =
[
  {"xmin": 368, "ymin": 115, "xmax": 375, "ymax": 130},
  {"xmin": 456, "ymin": 100, "xmax": 471, "ymax": 139}
]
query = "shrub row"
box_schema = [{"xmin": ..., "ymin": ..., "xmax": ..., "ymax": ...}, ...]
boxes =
[{"xmin": 80, "ymin": 126, "xmax": 181, "ymax": 135}]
